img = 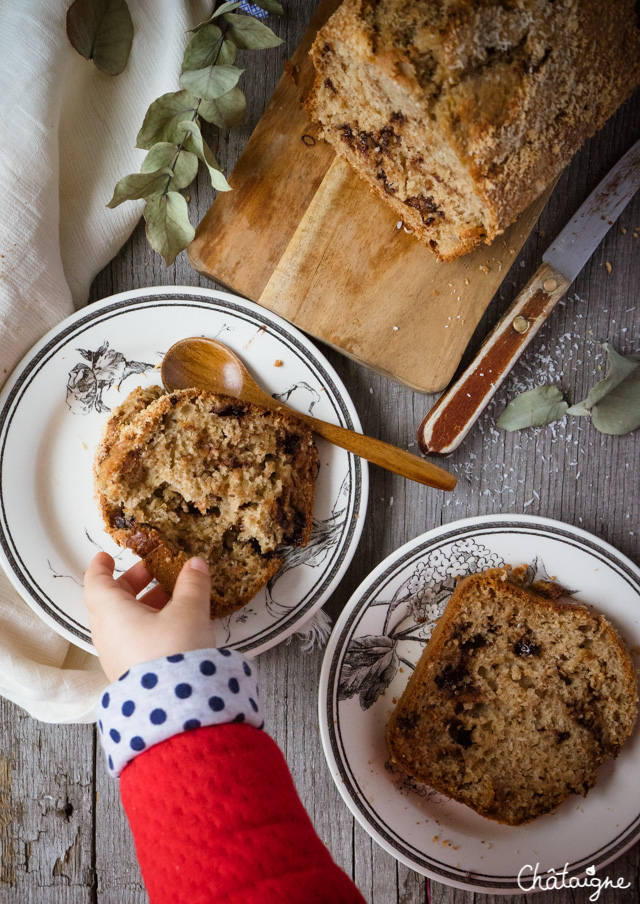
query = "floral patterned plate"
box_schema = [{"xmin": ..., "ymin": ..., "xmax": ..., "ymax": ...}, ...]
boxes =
[
  {"xmin": 0, "ymin": 287, "xmax": 367, "ymax": 655},
  {"xmin": 319, "ymin": 515, "xmax": 640, "ymax": 894}
]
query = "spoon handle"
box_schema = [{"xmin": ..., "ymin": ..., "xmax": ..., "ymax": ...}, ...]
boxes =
[{"xmin": 297, "ymin": 412, "xmax": 457, "ymax": 491}]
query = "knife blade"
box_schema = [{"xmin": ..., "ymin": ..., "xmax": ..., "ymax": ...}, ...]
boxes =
[
  {"xmin": 418, "ymin": 138, "xmax": 640, "ymax": 456},
  {"xmin": 544, "ymin": 139, "xmax": 640, "ymax": 282}
]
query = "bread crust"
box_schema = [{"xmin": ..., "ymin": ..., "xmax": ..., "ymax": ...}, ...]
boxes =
[
  {"xmin": 387, "ymin": 566, "xmax": 638, "ymax": 825},
  {"xmin": 308, "ymin": 0, "xmax": 640, "ymax": 260},
  {"xmin": 94, "ymin": 387, "xmax": 317, "ymax": 619}
]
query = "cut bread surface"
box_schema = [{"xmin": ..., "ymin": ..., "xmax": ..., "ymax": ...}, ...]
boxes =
[
  {"xmin": 94, "ymin": 386, "xmax": 317, "ymax": 619},
  {"xmin": 308, "ymin": 0, "xmax": 640, "ymax": 260},
  {"xmin": 386, "ymin": 567, "xmax": 638, "ymax": 825}
]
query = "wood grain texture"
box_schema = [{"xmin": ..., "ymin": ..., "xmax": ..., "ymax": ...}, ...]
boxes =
[
  {"xmin": 0, "ymin": 1, "xmax": 638, "ymax": 903},
  {"xmin": 188, "ymin": 0, "xmax": 553, "ymax": 393}
]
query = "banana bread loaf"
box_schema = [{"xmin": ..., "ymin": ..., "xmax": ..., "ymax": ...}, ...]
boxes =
[
  {"xmin": 309, "ymin": 1, "xmax": 640, "ymax": 260},
  {"xmin": 94, "ymin": 386, "xmax": 317, "ymax": 619},
  {"xmin": 386, "ymin": 566, "xmax": 638, "ymax": 825}
]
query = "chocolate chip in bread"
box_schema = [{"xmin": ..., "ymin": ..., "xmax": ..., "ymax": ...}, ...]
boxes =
[
  {"xmin": 94, "ymin": 386, "xmax": 317, "ymax": 619},
  {"xmin": 308, "ymin": 0, "xmax": 640, "ymax": 260},
  {"xmin": 387, "ymin": 566, "xmax": 638, "ymax": 825}
]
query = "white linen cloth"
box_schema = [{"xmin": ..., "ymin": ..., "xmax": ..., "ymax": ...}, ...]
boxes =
[{"xmin": 0, "ymin": 1, "xmax": 209, "ymax": 722}]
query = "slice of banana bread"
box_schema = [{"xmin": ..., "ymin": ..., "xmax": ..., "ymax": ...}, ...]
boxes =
[
  {"xmin": 94, "ymin": 386, "xmax": 317, "ymax": 619},
  {"xmin": 308, "ymin": 0, "xmax": 640, "ymax": 261},
  {"xmin": 386, "ymin": 567, "xmax": 638, "ymax": 825}
]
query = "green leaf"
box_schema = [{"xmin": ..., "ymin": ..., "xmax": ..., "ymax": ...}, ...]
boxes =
[
  {"xmin": 136, "ymin": 90, "xmax": 199, "ymax": 149},
  {"xmin": 217, "ymin": 36, "xmax": 238, "ymax": 66},
  {"xmin": 198, "ymin": 86, "xmax": 246, "ymax": 129},
  {"xmin": 570, "ymin": 343, "xmax": 639, "ymax": 411},
  {"xmin": 143, "ymin": 192, "xmax": 195, "ymax": 266},
  {"xmin": 222, "ymin": 13, "xmax": 282, "ymax": 49},
  {"xmin": 210, "ymin": 2, "xmax": 242, "ymax": 18},
  {"xmin": 497, "ymin": 385, "xmax": 568, "ymax": 431},
  {"xmin": 182, "ymin": 25, "xmax": 222, "ymax": 72},
  {"xmin": 250, "ymin": 0, "xmax": 285, "ymax": 13},
  {"xmin": 182, "ymin": 25, "xmax": 236, "ymax": 73},
  {"xmin": 179, "ymin": 64, "xmax": 243, "ymax": 101},
  {"xmin": 107, "ymin": 168, "xmax": 173, "ymax": 207},
  {"xmin": 66, "ymin": 0, "xmax": 133, "ymax": 75},
  {"xmin": 191, "ymin": 3, "xmax": 241, "ymax": 31},
  {"xmin": 565, "ymin": 400, "xmax": 590, "ymax": 417},
  {"xmin": 177, "ymin": 121, "xmax": 231, "ymax": 192},
  {"xmin": 140, "ymin": 143, "xmax": 198, "ymax": 191},
  {"xmin": 567, "ymin": 344, "xmax": 640, "ymax": 436}
]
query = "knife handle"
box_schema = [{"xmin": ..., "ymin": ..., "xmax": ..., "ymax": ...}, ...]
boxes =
[{"xmin": 418, "ymin": 261, "xmax": 571, "ymax": 455}]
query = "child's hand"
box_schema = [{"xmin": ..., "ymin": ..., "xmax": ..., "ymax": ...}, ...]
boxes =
[{"xmin": 85, "ymin": 552, "xmax": 217, "ymax": 682}]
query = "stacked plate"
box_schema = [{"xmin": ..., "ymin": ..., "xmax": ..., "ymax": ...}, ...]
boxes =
[{"xmin": 0, "ymin": 287, "xmax": 367, "ymax": 655}]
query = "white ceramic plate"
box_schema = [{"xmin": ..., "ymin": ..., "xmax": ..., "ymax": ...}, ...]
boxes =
[
  {"xmin": 319, "ymin": 515, "xmax": 640, "ymax": 894},
  {"xmin": 0, "ymin": 287, "xmax": 367, "ymax": 655}
]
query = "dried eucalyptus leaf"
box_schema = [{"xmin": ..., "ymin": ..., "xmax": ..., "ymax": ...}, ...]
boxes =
[
  {"xmin": 250, "ymin": 0, "xmax": 285, "ymax": 13},
  {"xmin": 570, "ymin": 344, "xmax": 640, "ymax": 436},
  {"xmin": 575, "ymin": 343, "xmax": 639, "ymax": 412},
  {"xmin": 181, "ymin": 25, "xmax": 223, "ymax": 73},
  {"xmin": 107, "ymin": 168, "xmax": 173, "ymax": 207},
  {"xmin": 140, "ymin": 143, "xmax": 198, "ymax": 191},
  {"xmin": 143, "ymin": 192, "xmax": 195, "ymax": 266},
  {"xmin": 218, "ymin": 36, "xmax": 238, "ymax": 66},
  {"xmin": 66, "ymin": 0, "xmax": 133, "ymax": 76},
  {"xmin": 179, "ymin": 64, "xmax": 244, "ymax": 101},
  {"xmin": 191, "ymin": 3, "xmax": 240, "ymax": 32},
  {"xmin": 223, "ymin": 12, "xmax": 282, "ymax": 49},
  {"xmin": 589, "ymin": 369, "xmax": 640, "ymax": 435},
  {"xmin": 177, "ymin": 121, "xmax": 231, "ymax": 192},
  {"xmin": 566, "ymin": 401, "xmax": 590, "ymax": 417},
  {"xmin": 136, "ymin": 91, "xmax": 199, "ymax": 150},
  {"xmin": 210, "ymin": 2, "xmax": 242, "ymax": 19},
  {"xmin": 198, "ymin": 86, "xmax": 246, "ymax": 129},
  {"xmin": 497, "ymin": 385, "xmax": 568, "ymax": 431}
]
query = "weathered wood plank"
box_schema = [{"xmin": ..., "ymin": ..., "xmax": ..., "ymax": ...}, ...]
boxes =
[
  {"xmin": 2, "ymin": 1, "xmax": 637, "ymax": 902},
  {"xmin": 0, "ymin": 699, "xmax": 94, "ymax": 904},
  {"xmin": 94, "ymin": 754, "xmax": 147, "ymax": 904}
]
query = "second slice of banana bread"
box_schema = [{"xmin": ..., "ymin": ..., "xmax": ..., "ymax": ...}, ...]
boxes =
[{"xmin": 387, "ymin": 566, "xmax": 638, "ymax": 825}]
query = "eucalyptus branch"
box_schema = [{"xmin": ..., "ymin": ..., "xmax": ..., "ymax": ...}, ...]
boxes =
[
  {"xmin": 161, "ymin": 16, "xmax": 232, "ymax": 194},
  {"xmin": 107, "ymin": 0, "xmax": 285, "ymax": 265}
]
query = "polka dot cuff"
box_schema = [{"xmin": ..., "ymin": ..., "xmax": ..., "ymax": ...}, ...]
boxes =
[{"xmin": 96, "ymin": 649, "xmax": 263, "ymax": 777}]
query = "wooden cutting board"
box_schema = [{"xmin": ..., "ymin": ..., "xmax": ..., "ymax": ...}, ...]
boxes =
[{"xmin": 188, "ymin": 0, "xmax": 550, "ymax": 393}]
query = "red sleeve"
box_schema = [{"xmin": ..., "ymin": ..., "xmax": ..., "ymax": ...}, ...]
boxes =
[{"xmin": 119, "ymin": 723, "xmax": 367, "ymax": 904}]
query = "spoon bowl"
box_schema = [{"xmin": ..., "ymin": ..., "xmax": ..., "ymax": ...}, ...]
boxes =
[{"xmin": 162, "ymin": 337, "xmax": 457, "ymax": 492}]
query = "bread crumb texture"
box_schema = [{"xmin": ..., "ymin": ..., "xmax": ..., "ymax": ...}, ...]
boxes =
[
  {"xmin": 387, "ymin": 567, "xmax": 638, "ymax": 825},
  {"xmin": 94, "ymin": 386, "xmax": 317, "ymax": 618},
  {"xmin": 308, "ymin": 0, "xmax": 640, "ymax": 260}
]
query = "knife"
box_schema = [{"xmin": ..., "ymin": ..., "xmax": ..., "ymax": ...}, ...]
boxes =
[{"xmin": 418, "ymin": 138, "xmax": 640, "ymax": 456}]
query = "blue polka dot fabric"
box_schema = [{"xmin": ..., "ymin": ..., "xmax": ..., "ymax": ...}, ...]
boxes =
[{"xmin": 97, "ymin": 648, "xmax": 263, "ymax": 777}]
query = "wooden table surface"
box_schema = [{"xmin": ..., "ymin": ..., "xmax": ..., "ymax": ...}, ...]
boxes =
[{"xmin": 1, "ymin": 4, "xmax": 638, "ymax": 902}]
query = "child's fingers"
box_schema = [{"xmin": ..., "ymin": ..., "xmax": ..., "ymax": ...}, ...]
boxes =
[
  {"xmin": 85, "ymin": 552, "xmax": 148, "ymax": 616},
  {"xmin": 86, "ymin": 551, "xmax": 115, "ymax": 579},
  {"xmin": 84, "ymin": 552, "xmax": 117, "ymax": 611},
  {"xmin": 117, "ymin": 560, "xmax": 153, "ymax": 597},
  {"xmin": 138, "ymin": 584, "xmax": 170, "ymax": 611},
  {"xmin": 164, "ymin": 557, "xmax": 211, "ymax": 619}
]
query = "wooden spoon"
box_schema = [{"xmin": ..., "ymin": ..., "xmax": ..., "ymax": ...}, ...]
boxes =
[{"xmin": 161, "ymin": 337, "xmax": 456, "ymax": 491}]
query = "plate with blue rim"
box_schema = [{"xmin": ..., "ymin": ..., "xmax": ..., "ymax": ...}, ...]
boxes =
[
  {"xmin": 319, "ymin": 514, "xmax": 640, "ymax": 894},
  {"xmin": 0, "ymin": 286, "xmax": 367, "ymax": 655}
]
